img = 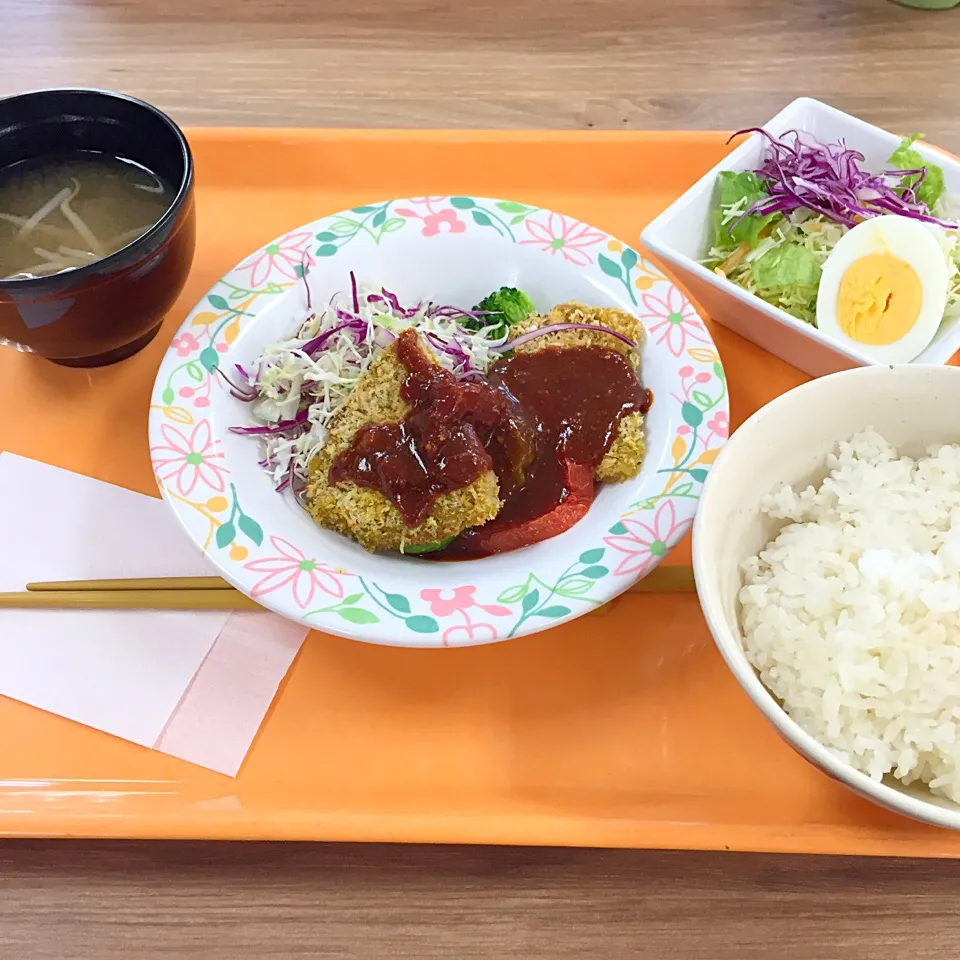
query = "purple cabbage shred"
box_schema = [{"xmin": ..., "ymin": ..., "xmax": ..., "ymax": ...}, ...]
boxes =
[
  {"xmin": 728, "ymin": 128, "xmax": 957, "ymax": 232},
  {"xmin": 228, "ymin": 407, "xmax": 310, "ymax": 436}
]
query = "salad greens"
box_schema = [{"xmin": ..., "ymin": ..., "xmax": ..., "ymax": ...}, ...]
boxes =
[
  {"xmin": 751, "ymin": 244, "xmax": 822, "ymax": 295},
  {"xmin": 712, "ymin": 171, "xmax": 778, "ymax": 249},
  {"xmin": 888, "ymin": 134, "xmax": 945, "ymax": 210},
  {"xmin": 704, "ymin": 131, "xmax": 960, "ymax": 326}
]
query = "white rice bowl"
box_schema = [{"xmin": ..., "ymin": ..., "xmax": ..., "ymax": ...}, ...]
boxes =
[{"xmin": 740, "ymin": 428, "xmax": 960, "ymax": 804}]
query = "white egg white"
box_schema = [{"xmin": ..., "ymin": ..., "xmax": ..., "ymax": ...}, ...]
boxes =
[{"xmin": 816, "ymin": 215, "xmax": 948, "ymax": 364}]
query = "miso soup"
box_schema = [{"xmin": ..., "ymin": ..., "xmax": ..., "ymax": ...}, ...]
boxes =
[{"xmin": 0, "ymin": 152, "xmax": 173, "ymax": 280}]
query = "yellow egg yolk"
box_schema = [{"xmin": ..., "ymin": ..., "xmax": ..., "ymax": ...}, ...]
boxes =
[{"xmin": 835, "ymin": 252, "xmax": 923, "ymax": 345}]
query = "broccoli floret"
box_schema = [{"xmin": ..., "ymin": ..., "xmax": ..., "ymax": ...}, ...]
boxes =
[{"xmin": 469, "ymin": 286, "xmax": 536, "ymax": 339}]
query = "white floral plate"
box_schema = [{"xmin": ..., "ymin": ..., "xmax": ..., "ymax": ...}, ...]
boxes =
[{"xmin": 148, "ymin": 196, "xmax": 728, "ymax": 647}]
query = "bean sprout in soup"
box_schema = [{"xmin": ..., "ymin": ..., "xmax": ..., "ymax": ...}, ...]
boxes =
[{"xmin": 0, "ymin": 152, "xmax": 173, "ymax": 280}]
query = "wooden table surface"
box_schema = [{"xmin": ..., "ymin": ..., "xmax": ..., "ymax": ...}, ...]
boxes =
[{"xmin": 2, "ymin": 0, "xmax": 960, "ymax": 957}]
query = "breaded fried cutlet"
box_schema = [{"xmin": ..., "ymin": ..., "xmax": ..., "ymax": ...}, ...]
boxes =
[
  {"xmin": 509, "ymin": 303, "xmax": 647, "ymax": 482},
  {"xmin": 305, "ymin": 337, "xmax": 501, "ymax": 553}
]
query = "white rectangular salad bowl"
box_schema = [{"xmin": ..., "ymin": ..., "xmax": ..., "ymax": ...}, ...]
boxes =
[{"xmin": 641, "ymin": 97, "xmax": 960, "ymax": 379}]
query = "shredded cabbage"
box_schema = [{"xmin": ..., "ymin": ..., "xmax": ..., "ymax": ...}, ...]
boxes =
[
  {"xmin": 932, "ymin": 225, "xmax": 960, "ymax": 320},
  {"xmin": 706, "ymin": 211, "xmax": 845, "ymax": 324},
  {"xmin": 231, "ymin": 274, "xmax": 508, "ymax": 491},
  {"xmin": 705, "ymin": 208, "xmax": 960, "ymax": 327}
]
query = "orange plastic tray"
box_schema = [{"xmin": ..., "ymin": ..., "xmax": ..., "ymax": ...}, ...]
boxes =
[{"xmin": 2, "ymin": 128, "xmax": 960, "ymax": 855}]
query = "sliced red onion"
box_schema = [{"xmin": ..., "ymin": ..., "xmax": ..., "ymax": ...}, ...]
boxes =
[
  {"xmin": 500, "ymin": 322, "xmax": 637, "ymax": 351},
  {"xmin": 427, "ymin": 304, "xmax": 496, "ymax": 324}
]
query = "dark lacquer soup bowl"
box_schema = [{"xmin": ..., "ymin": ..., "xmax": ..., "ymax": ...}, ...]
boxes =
[{"xmin": 0, "ymin": 88, "xmax": 195, "ymax": 366}]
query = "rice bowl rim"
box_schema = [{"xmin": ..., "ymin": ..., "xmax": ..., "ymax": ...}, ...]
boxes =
[{"xmin": 693, "ymin": 363, "xmax": 960, "ymax": 831}]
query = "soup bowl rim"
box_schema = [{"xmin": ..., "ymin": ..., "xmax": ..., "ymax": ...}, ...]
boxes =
[{"xmin": 0, "ymin": 86, "xmax": 194, "ymax": 291}]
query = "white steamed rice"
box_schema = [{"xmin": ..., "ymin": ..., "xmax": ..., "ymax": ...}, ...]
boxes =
[{"xmin": 739, "ymin": 428, "xmax": 960, "ymax": 802}]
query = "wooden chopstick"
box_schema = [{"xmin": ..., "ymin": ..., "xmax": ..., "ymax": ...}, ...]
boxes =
[
  {"xmin": 3, "ymin": 565, "xmax": 696, "ymax": 611},
  {"xmin": 26, "ymin": 576, "xmax": 232, "ymax": 592},
  {"xmin": 0, "ymin": 589, "xmax": 261, "ymax": 610},
  {"xmin": 27, "ymin": 566, "xmax": 696, "ymax": 596}
]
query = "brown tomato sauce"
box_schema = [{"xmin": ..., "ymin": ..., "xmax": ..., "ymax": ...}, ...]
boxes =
[{"xmin": 328, "ymin": 328, "xmax": 650, "ymax": 556}]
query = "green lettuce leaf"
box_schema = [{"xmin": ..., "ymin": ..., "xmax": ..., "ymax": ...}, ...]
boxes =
[
  {"xmin": 751, "ymin": 244, "xmax": 822, "ymax": 293},
  {"xmin": 712, "ymin": 171, "xmax": 777, "ymax": 250},
  {"xmin": 887, "ymin": 133, "xmax": 944, "ymax": 210}
]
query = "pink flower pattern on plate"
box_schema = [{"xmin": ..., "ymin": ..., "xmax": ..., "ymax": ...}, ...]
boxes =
[
  {"xmin": 637, "ymin": 286, "xmax": 712, "ymax": 358},
  {"xmin": 421, "ymin": 586, "xmax": 477, "ymax": 617},
  {"xmin": 707, "ymin": 410, "xmax": 729, "ymax": 438},
  {"xmin": 421, "ymin": 208, "xmax": 466, "ymax": 237},
  {"xmin": 235, "ymin": 230, "xmax": 315, "ymax": 288},
  {"xmin": 520, "ymin": 213, "xmax": 605, "ymax": 266},
  {"xmin": 150, "ymin": 420, "xmax": 228, "ymax": 497},
  {"xmin": 245, "ymin": 536, "xmax": 346, "ymax": 609},
  {"xmin": 172, "ymin": 333, "xmax": 200, "ymax": 357},
  {"xmin": 419, "ymin": 586, "xmax": 511, "ymax": 646},
  {"xmin": 603, "ymin": 499, "xmax": 691, "ymax": 578}
]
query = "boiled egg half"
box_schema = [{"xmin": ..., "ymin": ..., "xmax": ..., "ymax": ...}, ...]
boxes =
[{"xmin": 816, "ymin": 214, "xmax": 948, "ymax": 363}]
